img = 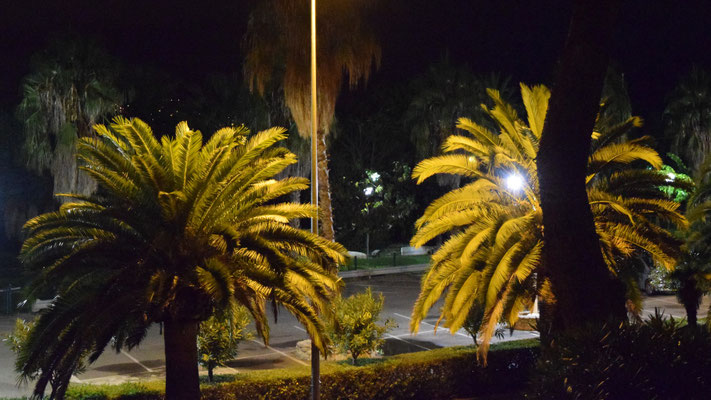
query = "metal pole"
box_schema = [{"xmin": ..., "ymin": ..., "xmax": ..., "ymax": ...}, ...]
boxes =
[{"xmin": 309, "ymin": 0, "xmax": 320, "ymax": 399}]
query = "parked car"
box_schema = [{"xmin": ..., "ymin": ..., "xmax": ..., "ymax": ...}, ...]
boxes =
[{"xmin": 17, "ymin": 297, "xmax": 56, "ymax": 313}]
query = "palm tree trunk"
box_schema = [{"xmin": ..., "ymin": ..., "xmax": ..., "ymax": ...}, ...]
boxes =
[
  {"xmin": 678, "ymin": 278, "xmax": 701, "ymax": 327},
  {"xmin": 317, "ymin": 128, "xmax": 335, "ymax": 241},
  {"xmin": 536, "ymin": 0, "xmax": 626, "ymax": 334},
  {"xmin": 164, "ymin": 319, "xmax": 201, "ymax": 400}
]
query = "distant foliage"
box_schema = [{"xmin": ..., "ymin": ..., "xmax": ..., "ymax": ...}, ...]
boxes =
[
  {"xmin": 198, "ymin": 307, "xmax": 251, "ymax": 382},
  {"xmin": 529, "ymin": 311, "xmax": 711, "ymax": 399},
  {"xmin": 327, "ymin": 288, "xmax": 396, "ymax": 365},
  {"xmin": 664, "ymin": 66, "xmax": 711, "ymax": 172}
]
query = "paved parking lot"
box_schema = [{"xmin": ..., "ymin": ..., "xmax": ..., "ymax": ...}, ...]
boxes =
[{"xmin": 0, "ymin": 272, "xmax": 706, "ymax": 398}]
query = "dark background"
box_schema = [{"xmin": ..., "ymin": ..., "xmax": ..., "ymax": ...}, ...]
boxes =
[{"xmin": 2, "ymin": 0, "xmax": 709, "ymax": 125}]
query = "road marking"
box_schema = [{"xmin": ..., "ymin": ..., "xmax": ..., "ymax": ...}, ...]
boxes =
[
  {"xmin": 121, "ymin": 350, "xmax": 153, "ymax": 372},
  {"xmin": 293, "ymin": 325, "xmax": 307, "ymax": 332},
  {"xmin": 235, "ymin": 352, "xmax": 275, "ymax": 360},
  {"xmin": 250, "ymin": 340, "xmax": 308, "ymax": 366},
  {"xmin": 385, "ymin": 333, "xmax": 431, "ymax": 351},
  {"xmin": 392, "ymin": 329, "xmax": 435, "ymax": 338},
  {"xmin": 393, "ymin": 312, "xmax": 470, "ymax": 338}
]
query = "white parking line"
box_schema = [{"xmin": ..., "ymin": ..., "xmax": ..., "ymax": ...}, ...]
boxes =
[
  {"xmin": 393, "ymin": 312, "xmax": 470, "ymax": 338},
  {"xmin": 234, "ymin": 352, "xmax": 274, "ymax": 361},
  {"xmin": 121, "ymin": 350, "xmax": 153, "ymax": 372},
  {"xmin": 293, "ymin": 325, "xmax": 306, "ymax": 332},
  {"xmin": 392, "ymin": 329, "xmax": 435, "ymax": 338},
  {"xmin": 250, "ymin": 340, "xmax": 308, "ymax": 366},
  {"xmin": 385, "ymin": 333, "xmax": 431, "ymax": 351}
]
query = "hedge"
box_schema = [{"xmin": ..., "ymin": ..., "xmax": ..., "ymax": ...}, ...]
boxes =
[{"xmin": 65, "ymin": 339, "xmax": 538, "ymax": 400}]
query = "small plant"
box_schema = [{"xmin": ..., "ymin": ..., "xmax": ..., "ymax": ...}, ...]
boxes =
[
  {"xmin": 327, "ymin": 287, "xmax": 396, "ymax": 365},
  {"xmin": 198, "ymin": 307, "xmax": 251, "ymax": 382},
  {"xmin": 3, "ymin": 318, "xmax": 87, "ymax": 399}
]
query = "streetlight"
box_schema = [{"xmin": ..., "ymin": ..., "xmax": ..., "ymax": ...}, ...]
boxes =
[{"xmin": 310, "ymin": 1, "xmax": 320, "ymax": 399}]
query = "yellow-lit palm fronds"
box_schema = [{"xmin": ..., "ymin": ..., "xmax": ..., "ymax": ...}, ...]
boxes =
[
  {"xmin": 19, "ymin": 117, "xmax": 347, "ymax": 397},
  {"xmin": 411, "ymin": 84, "xmax": 687, "ymax": 363}
]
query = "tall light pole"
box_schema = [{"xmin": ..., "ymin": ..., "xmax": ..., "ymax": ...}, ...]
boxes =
[{"xmin": 309, "ymin": 0, "xmax": 320, "ymax": 399}]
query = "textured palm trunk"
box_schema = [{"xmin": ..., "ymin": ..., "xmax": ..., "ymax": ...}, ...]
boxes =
[
  {"xmin": 317, "ymin": 128, "xmax": 335, "ymax": 241},
  {"xmin": 536, "ymin": 0, "xmax": 626, "ymax": 334},
  {"xmin": 678, "ymin": 278, "xmax": 701, "ymax": 327},
  {"xmin": 164, "ymin": 319, "xmax": 201, "ymax": 400}
]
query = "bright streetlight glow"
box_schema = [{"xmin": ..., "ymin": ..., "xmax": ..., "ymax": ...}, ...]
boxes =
[
  {"xmin": 505, "ymin": 174, "xmax": 525, "ymax": 192},
  {"xmin": 364, "ymin": 187, "xmax": 374, "ymax": 196},
  {"xmin": 666, "ymin": 172, "xmax": 675, "ymax": 182}
]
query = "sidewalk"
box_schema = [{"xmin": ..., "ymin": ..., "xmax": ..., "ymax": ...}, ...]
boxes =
[{"xmin": 339, "ymin": 263, "xmax": 429, "ymax": 279}]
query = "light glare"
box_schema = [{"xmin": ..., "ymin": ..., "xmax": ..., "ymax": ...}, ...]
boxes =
[{"xmin": 505, "ymin": 174, "xmax": 525, "ymax": 191}]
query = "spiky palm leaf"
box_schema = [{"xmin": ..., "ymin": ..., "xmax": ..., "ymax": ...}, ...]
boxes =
[
  {"xmin": 19, "ymin": 117, "xmax": 347, "ymax": 398},
  {"xmin": 411, "ymin": 84, "xmax": 687, "ymax": 362}
]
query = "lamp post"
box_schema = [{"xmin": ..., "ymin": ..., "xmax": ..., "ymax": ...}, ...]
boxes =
[{"xmin": 310, "ymin": 0, "xmax": 320, "ymax": 399}]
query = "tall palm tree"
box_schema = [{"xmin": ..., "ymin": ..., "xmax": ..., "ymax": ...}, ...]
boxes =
[
  {"xmin": 18, "ymin": 117, "xmax": 346, "ymax": 399},
  {"xmin": 243, "ymin": 0, "xmax": 381, "ymax": 240},
  {"xmin": 410, "ymin": 84, "xmax": 687, "ymax": 361},
  {"xmin": 16, "ymin": 38, "xmax": 123, "ymax": 199},
  {"xmin": 664, "ymin": 66, "xmax": 711, "ymax": 173}
]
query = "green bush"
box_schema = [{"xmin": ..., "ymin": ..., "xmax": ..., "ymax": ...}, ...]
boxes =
[
  {"xmin": 529, "ymin": 311, "xmax": 711, "ymax": 399},
  {"xmin": 327, "ymin": 287, "xmax": 396, "ymax": 365},
  {"xmin": 198, "ymin": 307, "xmax": 251, "ymax": 382},
  {"xmin": 65, "ymin": 339, "xmax": 538, "ymax": 399}
]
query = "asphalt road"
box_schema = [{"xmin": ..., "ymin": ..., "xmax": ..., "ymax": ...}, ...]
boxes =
[{"xmin": 0, "ymin": 273, "xmax": 706, "ymax": 398}]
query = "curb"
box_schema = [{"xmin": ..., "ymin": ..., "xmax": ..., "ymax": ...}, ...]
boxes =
[{"xmin": 338, "ymin": 264, "xmax": 430, "ymax": 279}]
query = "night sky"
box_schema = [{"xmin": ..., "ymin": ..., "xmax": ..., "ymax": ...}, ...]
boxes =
[{"xmin": 1, "ymin": 0, "xmax": 710, "ymax": 137}]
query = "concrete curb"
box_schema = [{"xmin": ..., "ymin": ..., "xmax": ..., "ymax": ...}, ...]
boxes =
[{"xmin": 338, "ymin": 264, "xmax": 430, "ymax": 279}]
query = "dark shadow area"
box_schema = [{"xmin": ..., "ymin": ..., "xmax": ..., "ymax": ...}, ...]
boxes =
[{"xmin": 381, "ymin": 337, "xmax": 441, "ymax": 356}]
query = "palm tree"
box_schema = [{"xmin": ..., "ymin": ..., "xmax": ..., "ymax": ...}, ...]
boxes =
[
  {"xmin": 16, "ymin": 37, "xmax": 123, "ymax": 199},
  {"xmin": 410, "ymin": 84, "xmax": 687, "ymax": 361},
  {"xmin": 18, "ymin": 117, "xmax": 347, "ymax": 399},
  {"xmin": 664, "ymin": 66, "xmax": 711, "ymax": 173},
  {"xmin": 674, "ymin": 156, "xmax": 711, "ymax": 326},
  {"xmin": 243, "ymin": 0, "xmax": 381, "ymax": 240}
]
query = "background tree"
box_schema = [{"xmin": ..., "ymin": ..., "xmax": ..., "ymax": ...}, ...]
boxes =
[
  {"xmin": 664, "ymin": 66, "xmax": 711, "ymax": 173},
  {"xmin": 198, "ymin": 307, "xmax": 251, "ymax": 382},
  {"xmin": 672, "ymin": 156, "xmax": 711, "ymax": 326},
  {"xmin": 244, "ymin": 0, "xmax": 382, "ymax": 240},
  {"xmin": 410, "ymin": 84, "xmax": 686, "ymax": 360},
  {"xmin": 330, "ymin": 83, "xmax": 419, "ymax": 250},
  {"xmin": 16, "ymin": 37, "xmax": 123, "ymax": 199},
  {"xmin": 327, "ymin": 287, "xmax": 395, "ymax": 365},
  {"xmin": 404, "ymin": 59, "xmax": 513, "ymax": 189},
  {"xmin": 18, "ymin": 118, "xmax": 347, "ymax": 399}
]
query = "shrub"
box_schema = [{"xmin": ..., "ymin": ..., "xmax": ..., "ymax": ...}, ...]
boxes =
[
  {"xmin": 198, "ymin": 307, "xmax": 251, "ymax": 382},
  {"xmin": 529, "ymin": 310, "xmax": 711, "ymax": 399},
  {"xmin": 326, "ymin": 287, "xmax": 396, "ymax": 365},
  {"xmin": 65, "ymin": 339, "xmax": 538, "ymax": 400}
]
